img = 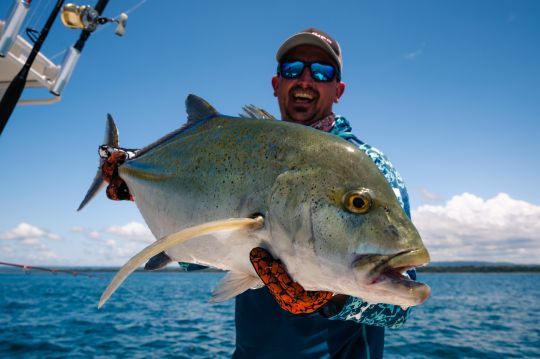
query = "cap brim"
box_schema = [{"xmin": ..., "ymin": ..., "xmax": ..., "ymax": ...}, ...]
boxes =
[{"xmin": 276, "ymin": 33, "xmax": 341, "ymax": 70}]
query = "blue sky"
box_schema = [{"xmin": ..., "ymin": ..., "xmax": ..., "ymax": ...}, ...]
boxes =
[{"xmin": 0, "ymin": 0, "xmax": 539, "ymax": 265}]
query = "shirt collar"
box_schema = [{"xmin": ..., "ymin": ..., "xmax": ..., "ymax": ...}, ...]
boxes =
[{"xmin": 310, "ymin": 113, "xmax": 336, "ymax": 132}]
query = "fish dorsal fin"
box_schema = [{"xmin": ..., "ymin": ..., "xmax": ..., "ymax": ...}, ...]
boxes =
[
  {"xmin": 240, "ymin": 104, "xmax": 277, "ymax": 120},
  {"xmin": 134, "ymin": 95, "xmax": 219, "ymax": 159},
  {"xmin": 186, "ymin": 94, "xmax": 219, "ymax": 124},
  {"xmin": 209, "ymin": 271, "xmax": 263, "ymax": 303}
]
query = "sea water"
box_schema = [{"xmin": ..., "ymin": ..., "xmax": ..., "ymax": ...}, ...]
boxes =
[{"xmin": 1, "ymin": 271, "xmax": 539, "ymax": 358}]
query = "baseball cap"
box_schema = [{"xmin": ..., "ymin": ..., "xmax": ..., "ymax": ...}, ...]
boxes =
[{"xmin": 276, "ymin": 28, "xmax": 343, "ymax": 71}]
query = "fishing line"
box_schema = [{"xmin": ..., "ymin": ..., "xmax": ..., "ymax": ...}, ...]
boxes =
[
  {"xmin": 48, "ymin": 46, "xmax": 65, "ymax": 60},
  {"xmin": 22, "ymin": 0, "xmax": 45, "ymax": 31},
  {"xmin": 0, "ymin": 261, "xmax": 105, "ymax": 279},
  {"xmin": 28, "ymin": 0, "xmax": 50, "ymax": 33},
  {"xmin": 0, "ymin": 261, "xmax": 175, "ymax": 311},
  {"xmin": 124, "ymin": 0, "xmax": 148, "ymax": 15}
]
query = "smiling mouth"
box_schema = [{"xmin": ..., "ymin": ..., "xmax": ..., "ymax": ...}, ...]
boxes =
[
  {"xmin": 353, "ymin": 248, "xmax": 431, "ymax": 306},
  {"xmin": 291, "ymin": 90, "xmax": 317, "ymax": 104}
]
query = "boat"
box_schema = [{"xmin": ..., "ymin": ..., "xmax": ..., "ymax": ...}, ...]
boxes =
[
  {"xmin": 0, "ymin": 0, "xmax": 127, "ymax": 135},
  {"xmin": 0, "ymin": 0, "xmax": 60, "ymax": 106}
]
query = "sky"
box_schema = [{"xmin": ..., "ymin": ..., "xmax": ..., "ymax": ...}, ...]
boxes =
[{"xmin": 0, "ymin": 0, "xmax": 539, "ymax": 266}]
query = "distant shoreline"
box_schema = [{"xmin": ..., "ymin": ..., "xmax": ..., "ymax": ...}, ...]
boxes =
[
  {"xmin": 417, "ymin": 265, "xmax": 540, "ymax": 273},
  {"xmin": 1, "ymin": 265, "xmax": 539, "ymax": 274}
]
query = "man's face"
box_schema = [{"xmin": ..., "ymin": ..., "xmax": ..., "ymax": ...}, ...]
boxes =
[{"xmin": 272, "ymin": 45, "xmax": 345, "ymax": 125}]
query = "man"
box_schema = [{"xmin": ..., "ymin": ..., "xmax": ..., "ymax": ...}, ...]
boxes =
[
  {"xmin": 101, "ymin": 27, "xmax": 415, "ymax": 359},
  {"xmin": 233, "ymin": 28, "xmax": 415, "ymax": 358}
]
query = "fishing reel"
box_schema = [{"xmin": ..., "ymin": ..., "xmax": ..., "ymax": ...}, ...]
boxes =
[
  {"xmin": 50, "ymin": 2, "xmax": 128, "ymax": 96},
  {"xmin": 61, "ymin": 3, "xmax": 127, "ymax": 36}
]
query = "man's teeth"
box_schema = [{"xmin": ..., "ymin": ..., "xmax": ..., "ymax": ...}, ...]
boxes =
[{"xmin": 293, "ymin": 92, "xmax": 314, "ymax": 100}]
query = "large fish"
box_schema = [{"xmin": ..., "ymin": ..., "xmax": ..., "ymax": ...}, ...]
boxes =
[{"xmin": 80, "ymin": 95, "xmax": 431, "ymax": 309}]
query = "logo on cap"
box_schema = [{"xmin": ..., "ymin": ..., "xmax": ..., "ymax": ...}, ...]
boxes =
[{"xmin": 311, "ymin": 31, "xmax": 333, "ymax": 45}]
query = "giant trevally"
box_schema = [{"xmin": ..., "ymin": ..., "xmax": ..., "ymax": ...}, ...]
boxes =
[{"xmin": 80, "ymin": 95, "xmax": 431, "ymax": 310}]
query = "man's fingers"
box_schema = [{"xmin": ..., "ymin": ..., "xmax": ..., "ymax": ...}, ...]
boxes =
[
  {"xmin": 106, "ymin": 176, "xmax": 133, "ymax": 201},
  {"xmin": 102, "ymin": 151, "xmax": 127, "ymax": 183},
  {"xmin": 101, "ymin": 150, "xmax": 133, "ymax": 201}
]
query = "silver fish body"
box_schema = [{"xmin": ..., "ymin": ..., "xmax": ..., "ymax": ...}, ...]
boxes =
[{"xmin": 95, "ymin": 95, "xmax": 430, "ymax": 308}]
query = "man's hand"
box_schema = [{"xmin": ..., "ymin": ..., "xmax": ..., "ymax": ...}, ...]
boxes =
[
  {"xmin": 101, "ymin": 149, "xmax": 133, "ymax": 201},
  {"xmin": 249, "ymin": 247, "xmax": 333, "ymax": 314}
]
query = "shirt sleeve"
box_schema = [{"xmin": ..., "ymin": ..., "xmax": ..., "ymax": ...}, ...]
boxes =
[
  {"xmin": 322, "ymin": 268, "xmax": 416, "ymax": 328},
  {"xmin": 328, "ymin": 296, "xmax": 411, "ymax": 328}
]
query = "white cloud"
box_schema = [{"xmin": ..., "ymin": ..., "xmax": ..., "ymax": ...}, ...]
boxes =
[
  {"xmin": 415, "ymin": 187, "xmax": 443, "ymax": 202},
  {"xmin": 67, "ymin": 222, "xmax": 155, "ymax": 265},
  {"xmin": 71, "ymin": 226, "xmax": 102, "ymax": 240},
  {"xmin": 95, "ymin": 238, "xmax": 147, "ymax": 263},
  {"xmin": 0, "ymin": 222, "xmax": 62, "ymax": 241},
  {"xmin": 404, "ymin": 49, "xmax": 423, "ymax": 60},
  {"xmin": 0, "ymin": 237, "xmax": 58, "ymax": 264},
  {"xmin": 47, "ymin": 233, "xmax": 62, "ymax": 240},
  {"xmin": 413, "ymin": 192, "xmax": 540, "ymax": 264},
  {"xmin": 72, "ymin": 222, "xmax": 153, "ymax": 243},
  {"xmin": 20, "ymin": 238, "xmax": 40, "ymax": 246},
  {"xmin": 105, "ymin": 221, "xmax": 154, "ymax": 243}
]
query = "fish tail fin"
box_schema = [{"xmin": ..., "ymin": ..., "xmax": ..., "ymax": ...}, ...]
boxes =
[{"xmin": 77, "ymin": 114, "xmax": 119, "ymax": 211}]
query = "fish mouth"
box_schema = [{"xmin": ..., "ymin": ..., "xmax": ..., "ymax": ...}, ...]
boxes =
[{"xmin": 353, "ymin": 248, "xmax": 431, "ymax": 306}]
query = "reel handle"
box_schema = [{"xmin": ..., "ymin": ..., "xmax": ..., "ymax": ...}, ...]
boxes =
[{"xmin": 114, "ymin": 13, "xmax": 127, "ymax": 37}]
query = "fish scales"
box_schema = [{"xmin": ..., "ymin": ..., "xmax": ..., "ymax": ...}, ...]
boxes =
[
  {"xmin": 88, "ymin": 95, "xmax": 431, "ymax": 308},
  {"xmin": 121, "ymin": 117, "xmax": 368, "ymax": 273}
]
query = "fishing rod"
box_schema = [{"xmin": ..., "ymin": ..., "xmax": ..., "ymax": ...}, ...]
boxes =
[
  {"xmin": 0, "ymin": 0, "xmax": 127, "ymax": 136},
  {"xmin": 0, "ymin": 0, "xmax": 65, "ymax": 136}
]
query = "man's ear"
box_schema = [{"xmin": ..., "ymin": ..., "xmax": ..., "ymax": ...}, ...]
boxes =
[
  {"xmin": 335, "ymin": 82, "xmax": 346, "ymax": 103},
  {"xmin": 272, "ymin": 75, "xmax": 279, "ymax": 97}
]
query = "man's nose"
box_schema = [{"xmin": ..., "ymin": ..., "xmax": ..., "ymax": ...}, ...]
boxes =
[{"xmin": 297, "ymin": 66, "xmax": 314, "ymax": 84}]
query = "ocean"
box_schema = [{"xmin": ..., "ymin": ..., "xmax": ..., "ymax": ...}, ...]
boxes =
[{"xmin": 1, "ymin": 271, "xmax": 539, "ymax": 358}]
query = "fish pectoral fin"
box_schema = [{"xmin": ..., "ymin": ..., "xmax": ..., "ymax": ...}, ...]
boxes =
[
  {"xmin": 144, "ymin": 251, "xmax": 172, "ymax": 271},
  {"xmin": 209, "ymin": 271, "xmax": 263, "ymax": 303},
  {"xmin": 98, "ymin": 217, "xmax": 264, "ymax": 309}
]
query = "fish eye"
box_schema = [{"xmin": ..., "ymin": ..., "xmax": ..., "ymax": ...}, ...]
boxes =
[{"xmin": 343, "ymin": 190, "xmax": 372, "ymax": 214}]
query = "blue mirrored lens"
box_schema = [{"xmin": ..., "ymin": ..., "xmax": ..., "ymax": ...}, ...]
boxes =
[
  {"xmin": 279, "ymin": 61, "xmax": 337, "ymax": 82},
  {"xmin": 281, "ymin": 61, "xmax": 305, "ymax": 79},
  {"xmin": 310, "ymin": 63, "xmax": 335, "ymax": 82}
]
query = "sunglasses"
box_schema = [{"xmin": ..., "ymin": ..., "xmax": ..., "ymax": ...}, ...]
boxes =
[{"xmin": 278, "ymin": 60, "xmax": 341, "ymax": 82}]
